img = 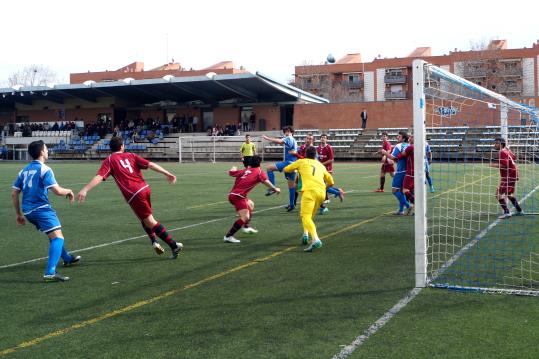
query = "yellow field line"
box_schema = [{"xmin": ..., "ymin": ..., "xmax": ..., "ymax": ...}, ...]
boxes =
[{"xmin": 0, "ymin": 176, "xmax": 491, "ymax": 356}]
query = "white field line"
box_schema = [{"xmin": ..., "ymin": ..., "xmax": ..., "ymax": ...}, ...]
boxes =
[
  {"xmin": 331, "ymin": 184, "xmax": 539, "ymax": 359},
  {"xmin": 0, "ymin": 205, "xmax": 283, "ymax": 270}
]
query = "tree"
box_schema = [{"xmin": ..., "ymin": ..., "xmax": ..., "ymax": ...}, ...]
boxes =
[{"xmin": 7, "ymin": 64, "xmax": 59, "ymax": 87}]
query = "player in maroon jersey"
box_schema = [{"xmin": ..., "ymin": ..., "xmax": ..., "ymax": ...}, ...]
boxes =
[
  {"xmin": 375, "ymin": 132, "xmax": 395, "ymax": 192},
  {"xmin": 76, "ymin": 136, "xmax": 183, "ymax": 258},
  {"xmin": 317, "ymin": 133, "xmax": 334, "ymax": 174},
  {"xmin": 382, "ymin": 135, "xmax": 414, "ymax": 215},
  {"xmin": 296, "ymin": 133, "xmax": 315, "ymax": 159},
  {"xmin": 491, "ymin": 138, "xmax": 523, "ymax": 219},
  {"xmin": 224, "ymin": 155, "xmax": 280, "ymax": 243}
]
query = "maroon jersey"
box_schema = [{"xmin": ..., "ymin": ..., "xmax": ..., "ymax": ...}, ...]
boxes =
[
  {"xmin": 228, "ymin": 167, "xmax": 268, "ymax": 198},
  {"xmin": 498, "ymin": 148, "xmax": 518, "ymax": 182},
  {"xmin": 317, "ymin": 144, "xmax": 334, "ymax": 173},
  {"xmin": 382, "ymin": 140, "xmax": 393, "ymax": 163},
  {"xmin": 97, "ymin": 152, "xmax": 150, "ymax": 203},
  {"xmin": 297, "ymin": 144, "xmax": 308, "ymax": 158},
  {"xmin": 398, "ymin": 144, "xmax": 414, "ymax": 177}
]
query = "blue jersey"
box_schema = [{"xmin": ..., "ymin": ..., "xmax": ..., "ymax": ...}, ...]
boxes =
[
  {"xmin": 425, "ymin": 142, "xmax": 431, "ymax": 171},
  {"xmin": 391, "ymin": 142, "xmax": 409, "ymax": 174},
  {"xmin": 283, "ymin": 135, "xmax": 298, "ymax": 162},
  {"xmin": 12, "ymin": 160, "xmax": 57, "ymax": 215}
]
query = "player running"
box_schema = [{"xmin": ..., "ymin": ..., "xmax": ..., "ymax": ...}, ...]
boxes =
[
  {"xmin": 12, "ymin": 140, "xmax": 80, "ymax": 282},
  {"xmin": 77, "ymin": 136, "xmax": 183, "ymax": 258},
  {"xmin": 224, "ymin": 155, "xmax": 280, "ymax": 243},
  {"xmin": 284, "ymin": 146, "xmax": 336, "ymax": 252}
]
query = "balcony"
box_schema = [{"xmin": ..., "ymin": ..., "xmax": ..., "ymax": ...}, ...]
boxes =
[
  {"xmin": 462, "ymin": 68, "xmax": 487, "ymax": 78},
  {"xmin": 385, "ymin": 90, "xmax": 407, "ymax": 100},
  {"xmin": 341, "ymin": 80, "xmax": 364, "ymax": 89},
  {"xmin": 498, "ymin": 67, "xmax": 522, "ymax": 77},
  {"xmin": 384, "ymin": 74, "xmax": 407, "ymax": 84},
  {"xmin": 495, "ymin": 84, "xmax": 522, "ymax": 94}
]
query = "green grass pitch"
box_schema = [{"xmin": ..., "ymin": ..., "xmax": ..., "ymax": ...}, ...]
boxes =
[{"xmin": 0, "ymin": 161, "xmax": 536, "ymax": 358}]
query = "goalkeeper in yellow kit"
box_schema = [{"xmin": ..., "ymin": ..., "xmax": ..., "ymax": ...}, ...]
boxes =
[{"xmin": 284, "ymin": 146, "xmax": 335, "ymax": 252}]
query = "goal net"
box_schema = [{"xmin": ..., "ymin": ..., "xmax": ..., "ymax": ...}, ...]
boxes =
[{"xmin": 413, "ymin": 60, "xmax": 539, "ymax": 296}]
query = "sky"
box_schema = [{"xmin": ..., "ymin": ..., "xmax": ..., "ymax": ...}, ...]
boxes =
[{"xmin": 1, "ymin": 0, "xmax": 537, "ymax": 86}]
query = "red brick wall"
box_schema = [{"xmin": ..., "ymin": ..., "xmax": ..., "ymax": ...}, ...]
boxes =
[
  {"xmin": 253, "ymin": 105, "xmax": 280, "ymax": 130},
  {"xmin": 213, "ymin": 107, "xmax": 240, "ymax": 127}
]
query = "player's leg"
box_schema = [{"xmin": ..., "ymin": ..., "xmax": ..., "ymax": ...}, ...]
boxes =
[
  {"xmin": 496, "ymin": 186, "xmax": 511, "ymax": 218},
  {"xmin": 392, "ymin": 173, "xmax": 410, "ymax": 215},
  {"xmin": 507, "ymin": 184, "xmax": 523, "ymax": 214},
  {"xmin": 284, "ymin": 170, "xmax": 297, "ymax": 211},
  {"xmin": 376, "ymin": 165, "xmax": 385, "ymax": 192},
  {"xmin": 302, "ymin": 191, "xmax": 324, "ymax": 252},
  {"xmin": 27, "ymin": 209, "xmax": 72, "ymax": 281},
  {"xmin": 265, "ymin": 163, "xmax": 278, "ymax": 189},
  {"xmin": 225, "ymin": 196, "xmax": 249, "ymax": 243},
  {"xmin": 241, "ymin": 199, "xmax": 258, "ymax": 234}
]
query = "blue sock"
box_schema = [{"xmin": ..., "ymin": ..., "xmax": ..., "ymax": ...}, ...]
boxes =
[
  {"xmin": 393, "ymin": 192, "xmax": 404, "ymax": 212},
  {"xmin": 61, "ymin": 246, "xmax": 73, "ymax": 263},
  {"xmin": 396, "ymin": 191, "xmax": 410, "ymax": 210},
  {"xmin": 267, "ymin": 170, "xmax": 275, "ymax": 185},
  {"xmin": 327, "ymin": 187, "xmax": 340, "ymax": 196},
  {"xmin": 427, "ymin": 176, "xmax": 433, "ymax": 187},
  {"xmin": 45, "ymin": 237, "xmax": 64, "ymax": 275},
  {"xmin": 289, "ymin": 188, "xmax": 296, "ymax": 207}
]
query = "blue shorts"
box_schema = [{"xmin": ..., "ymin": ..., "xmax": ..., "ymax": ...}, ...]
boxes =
[
  {"xmin": 424, "ymin": 161, "xmax": 430, "ymax": 173},
  {"xmin": 25, "ymin": 207, "xmax": 61, "ymax": 234},
  {"xmin": 392, "ymin": 172, "xmax": 405, "ymax": 189},
  {"xmin": 275, "ymin": 160, "xmax": 296, "ymax": 181}
]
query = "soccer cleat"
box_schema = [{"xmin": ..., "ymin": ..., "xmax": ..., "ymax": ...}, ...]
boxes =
[
  {"xmin": 153, "ymin": 242, "xmax": 165, "ymax": 255},
  {"xmin": 514, "ymin": 210, "xmax": 525, "ymax": 216},
  {"xmin": 285, "ymin": 205, "xmax": 295, "ymax": 212},
  {"xmin": 43, "ymin": 273, "xmax": 70, "ymax": 282},
  {"xmin": 393, "ymin": 211, "xmax": 405, "ymax": 216},
  {"xmin": 63, "ymin": 255, "xmax": 81, "ymax": 267},
  {"xmin": 323, "ymin": 199, "xmax": 331, "ymax": 205},
  {"xmin": 405, "ymin": 205, "xmax": 414, "ymax": 216},
  {"xmin": 171, "ymin": 242, "xmax": 183, "ymax": 259},
  {"xmin": 429, "ymin": 186, "xmax": 436, "ymax": 193},
  {"xmin": 241, "ymin": 227, "xmax": 258, "ymax": 234},
  {"xmin": 374, "ymin": 189, "xmax": 384, "ymax": 193},
  {"xmin": 224, "ymin": 236, "xmax": 241, "ymax": 243},
  {"xmin": 337, "ymin": 189, "xmax": 345, "ymax": 202},
  {"xmin": 302, "ymin": 234, "xmax": 309, "ymax": 245},
  {"xmin": 318, "ymin": 207, "xmax": 329, "ymax": 215},
  {"xmin": 304, "ymin": 239, "xmax": 323, "ymax": 252},
  {"xmin": 265, "ymin": 189, "xmax": 277, "ymax": 196},
  {"xmin": 498, "ymin": 212, "xmax": 512, "ymax": 219}
]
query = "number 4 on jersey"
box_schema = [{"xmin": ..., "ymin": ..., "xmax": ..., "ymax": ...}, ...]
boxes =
[{"xmin": 120, "ymin": 159, "xmax": 134, "ymax": 173}]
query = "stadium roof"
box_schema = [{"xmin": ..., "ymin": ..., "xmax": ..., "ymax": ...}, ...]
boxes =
[{"xmin": 0, "ymin": 72, "xmax": 328, "ymax": 108}]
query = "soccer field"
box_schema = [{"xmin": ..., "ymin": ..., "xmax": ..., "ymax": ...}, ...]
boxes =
[{"xmin": 0, "ymin": 161, "xmax": 536, "ymax": 358}]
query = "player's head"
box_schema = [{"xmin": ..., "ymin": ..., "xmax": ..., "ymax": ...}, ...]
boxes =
[
  {"xmin": 381, "ymin": 132, "xmax": 388, "ymax": 140},
  {"xmin": 495, "ymin": 137, "xmax": 506, "ymax": 149},
  {"xmin": 398, "ymin": 131, "xmax": 409, "ymax": 143},
  {"xmin": 245, "ymin": 134, "xmax": 251, "ymax": 142},
  {"xmin": 110, "ymin": 136, "xmax": 124, "ymax": 152},
  {"xmin": 320, "ymin": 133, "xmax": 328, "ymax": 144},
  {"xmin": 249, "ymin": 155, "xmax": 262, "ymax": 168},
  {"xmin": 305, "ymin": 133, "xmax": 314, "ymax": 146},
  {"xmin": 306, "ymin": 146, "xmax": 317, "ymax": 159},
  {"xmin": 282, "ymin": 126, "xmax": 294, "ymax": 135},
  {"xmin": 28, "ymin": 140, "xmax": 47, "ymax": 160}
]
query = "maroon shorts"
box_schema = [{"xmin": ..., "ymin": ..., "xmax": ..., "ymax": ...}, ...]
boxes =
[
  {"xmin": 381, "ymin": 163, "xmax": 395, "ymax": 174},
  {"xmin": 129, "ymin": 187, "xmax": 153, "ymax": 220},
  {"xmin": 497, "ymin": 181, "xmax": 516, "ymax": 196},
  {"xmin": 228, "ymin": 194, "xmax": 249, "ymax": 211},
  {"xmin": 403, "ymin": 175, "xmax": 414, "ymax": 192}
]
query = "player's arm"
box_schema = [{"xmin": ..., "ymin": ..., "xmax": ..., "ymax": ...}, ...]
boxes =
[
  {"xmin": 50, "ymin": 185, "xmax": 75, "ymax": 204},
  {"xmin": 262, "ymin": 180, "xmax": 280, "ymax": 194},
  {"xmin": 321, "ymin": 147, "xmax": 334, "ymax": 166},
  {"xmin": 323, "ymin": 169, "xmax": 335, "ymax": 188},
  {"xmin": 11, "ymin": 189, "xmax": 25, "ymax": 226},
  {"xmin": 239, "ymin": 144, "xmax": 245, "ymax": 159},
  {"xmin": 77, "ymin": 175, "xmax": 104, "ymax": 203},
  {"xmin": 283, "ymin": 161, "xmax": 299, "ymax": 173},
  {"xmin": 229, "ymin": 166, "xmax": 242, "ymax": 177},
  {"xmin": 148, "ymin": 162, "xmax": 176, "ymax": 184},
  {"xmin": 252, "ymin": 143, "xmax": 256, "ymax": 155},
  {"xmin": 262, "ymin": 135, "xmax": 284, "ymax": 144}
]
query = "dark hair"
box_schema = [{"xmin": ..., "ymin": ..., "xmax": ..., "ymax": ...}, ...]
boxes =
[
  {"xmin": 249, "ymin": 155, "xmax": 262, "ymax": 168},
  {"xmin": 398, "ymin": 131, "xmax": 409, "ymax": 143},
  {"xmin": 282, "ymin": 126, "xmax": 294, "ymax": 134},
  {"xmin": 320, "ymin": 133, "xmax": 328, "ymax": 138},
  {"xmin": 495, "ymin": 137, "xmax": 506, "ymax": 147},
  {"xmin": 306, "ymin": 146, "xmax": 317, "ymax": 159},
  {"xmin": 381, "ymin": 132, "xmax": 388, "ymax": 136},
  {"xmin": 110, "ymin": 136, "xmax": 124, "ymax": 152},
  {"xmin": 28, "ymin": 140, "xmax": 45, "ymax": 160}
]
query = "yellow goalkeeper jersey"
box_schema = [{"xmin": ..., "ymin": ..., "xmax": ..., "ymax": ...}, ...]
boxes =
[{"xmin": 284, "ymin": 158, "xmax": 334, "ymax": 192}]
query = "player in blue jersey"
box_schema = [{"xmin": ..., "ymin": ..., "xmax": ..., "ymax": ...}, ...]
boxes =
[
  {"xmin": 11, "ymin": 140, "xmax": 80, "ymax": 282},
  {"xmin": 425, "ymin": 138, "xmax": 435, "ymax": 192},
  {"xmin": 382, "ymin": 131, "xmax": 412, "ymax": 215},
  {"xmin": 262, "ymin": 126, "xmax": 298, "ymax": 211}
]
